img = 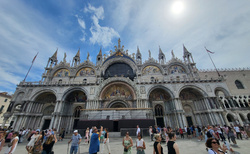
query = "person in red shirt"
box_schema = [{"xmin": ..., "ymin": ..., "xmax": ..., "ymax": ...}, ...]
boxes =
[{"xmin": 179, "ymin": 128, "xmax": 184, "ymax": 139}]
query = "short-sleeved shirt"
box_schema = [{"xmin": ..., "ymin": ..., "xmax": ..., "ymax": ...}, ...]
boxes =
[
  {"xmin": 71, "ymin": 134, "xmax": 82, "ymax": 147},
  {"xmin": 209, "ymin": 129, "xmax": 215, "ymax": 138},
  {"xmin": 89, "ymin": 133, "xmax": 100, "ymax": 153}
]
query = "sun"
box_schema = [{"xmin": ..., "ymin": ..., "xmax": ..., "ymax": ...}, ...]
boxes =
[{"xmin": 171, "ymin": 1, "xmax": 184, "ymax": 15}]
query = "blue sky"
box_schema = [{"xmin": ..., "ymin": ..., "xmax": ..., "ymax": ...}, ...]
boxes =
[{"xmin": 0, "ymin": 0, "xmax": 250, "ymax": 94}]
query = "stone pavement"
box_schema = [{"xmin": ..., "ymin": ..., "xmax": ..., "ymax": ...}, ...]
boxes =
[{"xmin": 6, "ymin": 137, "xmax": 249, "ymax": 154}]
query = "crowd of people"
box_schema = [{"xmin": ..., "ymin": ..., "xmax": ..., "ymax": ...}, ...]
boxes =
[
  {"xmin": 0, "ymin": 123, "xmax": 249, "ymax": 154},
  {"xmin": 0, "ymin": 127, "xmax": 58, "ymax": 154}
]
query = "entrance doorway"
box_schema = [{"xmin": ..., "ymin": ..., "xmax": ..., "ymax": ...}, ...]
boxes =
[
  {"xmin": 42, "ymin": 119, "xmax": 51, "ymax": 130},
  {"xmin": 113, "ymin": 121, "xmax": 119, "ymax": 132},
  {"xmin": 156, "ymin": 117, "xmax": 164, "ymax": 128},
  {"xmin": 186, "ymin": 116, "xmax": 193, "ymax": 127}
]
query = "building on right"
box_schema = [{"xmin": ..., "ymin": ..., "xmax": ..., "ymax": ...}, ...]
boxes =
[{"xmin": 198, "ymin": 68, "xmax": 250, "ymax": 126}]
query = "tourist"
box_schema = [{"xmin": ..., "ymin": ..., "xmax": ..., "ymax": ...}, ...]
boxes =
[
  {"xmin": 179, "ymin": 127, "xmax": 184, "ymax": 139},
  {"xmin": 207, "ymin": 126, "xmax": 218, "ymax": 139},
  {"xmin": 228, "ymin": 127, "xmax": 237, "ymax": 145},
  {"xmin": 136, "ymin": 133, "xmax": 146, "ymax": 154},
  {"xmin": 205, "ymin": 138, "xmax": 228, "ymax": 154},
  {"xmin": 26, "ymin": 129, "xmax": 40, "ymax": 154},
  {"xmin": 204, "ymin": 127, "xmax": 208, "ymax": 142},
  {"xmin": 89, "ymin": 126, "xmax": 103, "ymax": 154},
  {"xmin": 136, "ymin": 125, "xmax": 141, "ymax": 137},
  {"xmin": 0, "ymin": 131, "xmax": 5, "ymax": 152},
  {"xmin": 102, "ymin": 128, "xmax": 111, "ymax": 154},
  {"xmin": 187, "ymin": 127, "xmax": 191, "ymax": 139},
  {"xmin": 195, "ymin": 126, "xmax": 199, "ymax": 139},
  {"xmin": 33, "ymin": 130, "xmax": 44, "ymax": 154},
  {"xmin": 184, "ymin": 126, "xmax": 187, "ymax": 138},
  {"xmin": 5, "ymin": 131, "xmax": 19, "ymax": 154},
  {"xmin": 149, "ymin": 126, "xmax": 153, "ymax": 141},
  {"xmin": 85, "ymin": 127, "xmax": 90, "ymax": 143},
  {"xmin": 42, "ymin": 134, "xmax": 57, "ymax": 154},
  {"xmin": 234, "ymin": 125, "xmax": 242, "ymax": 140},
  {"xmin": 5, "ymin": 130, "xmax": 13, "ymax": 143},
  {"xmin": 167, "ymin": 132, "xmax": 180, "ymax": 154},
  {"xmin": 68, "ymin": 130, "xmax": 82, "ymax": 154},
  {"xmin": 59, "ymin": 128, "xmax": 65, "ymax": 141},
  {"xmin": 123, "ymin": 131, "xmax": 133, "ymax": 154},
  {"xmin": 153, "ymin": 134, "xmax": 163, "ymax": 154},
  {"xmin": 100, "ymin": 128, "xmax": 106, "ymax": 143}
]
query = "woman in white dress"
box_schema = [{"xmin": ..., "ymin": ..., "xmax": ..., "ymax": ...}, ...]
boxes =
[
  {"xmin": 26, "ymin": 129, "xmax": 40, "ymax": 154},
  {"xmin": 5, "ymin": 132, "xmax": 19, "ymax": 154}
]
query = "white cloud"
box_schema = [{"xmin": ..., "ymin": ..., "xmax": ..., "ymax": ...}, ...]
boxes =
[{"xmin": 85, "ymin": 4, "xmax": 120, "ymax": 47}]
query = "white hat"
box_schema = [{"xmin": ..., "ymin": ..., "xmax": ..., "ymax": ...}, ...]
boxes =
[{"xmin": 74, "ymin": 130, "xmax": 78, "ymax": 133}]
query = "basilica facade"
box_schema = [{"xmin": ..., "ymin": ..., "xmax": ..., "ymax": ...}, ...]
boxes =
[{"xmin": 3, "ymin": 39, "xmax": 250, "ymax": 133}]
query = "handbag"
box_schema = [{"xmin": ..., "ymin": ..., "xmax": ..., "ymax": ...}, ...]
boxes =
[{"xmin": 124, "ymin": 148, "xmax": 128, "ymax": 152}]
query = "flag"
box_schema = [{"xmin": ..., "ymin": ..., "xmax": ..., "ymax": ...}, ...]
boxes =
[
  {"xmin": 205, "ymin": 48, "xmax": 215, "ymax": 54},
  {"xmin": 32, "ymin": 52, "xmax": 38, "ymax": 63}
]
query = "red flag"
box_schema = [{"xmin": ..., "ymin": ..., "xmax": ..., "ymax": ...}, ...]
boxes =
[
  {"xmin": 205, "ymin": 48, "xmax": 214, "ymax": 54},
  {"xmin": 32, "ymin": 52, "xmax": 38, "ymax": 63}
]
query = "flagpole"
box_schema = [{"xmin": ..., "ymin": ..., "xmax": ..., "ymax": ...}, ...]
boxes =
[
  {"xmin": 205, "ymin": 47, "xmax": 221, "ymax": 77},
  {"xmin": 23, "ymin": 52, "xmax": 38, "ymax": 82}
]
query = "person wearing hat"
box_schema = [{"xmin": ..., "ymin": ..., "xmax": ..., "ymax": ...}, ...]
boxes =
[
  {"xmin": 68, "ymin": 130, "xmax": 82, "ymax": 154},
  {"xmin": 26, "ymin": 129, "xmax": 40, "ymax": 154}
]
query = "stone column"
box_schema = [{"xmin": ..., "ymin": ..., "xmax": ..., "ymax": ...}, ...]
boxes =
[{"xmin": 2, "ymin": 117, "xmax": 9, "ymax": 127}]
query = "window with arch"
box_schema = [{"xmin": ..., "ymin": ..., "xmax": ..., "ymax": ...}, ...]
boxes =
[
  {"xmin": 235, "ymin": 80, "xmax": 244, "ymax": 89},
  {"xmin": 74, "ymin": 106, "xmax": 83, "ymax": 118},
  {"xmin": 155, "ymin": 104, "xmax": 164, "ymax": 116}
]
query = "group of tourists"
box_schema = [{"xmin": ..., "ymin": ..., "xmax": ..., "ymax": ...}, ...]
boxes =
[
  {"xmin": 0, "ymin": 127, "xmax": 58, "ymax": 154},
  {"xmin": 0, "ymin": 123, "xmax": 249, "ymax": 154}
]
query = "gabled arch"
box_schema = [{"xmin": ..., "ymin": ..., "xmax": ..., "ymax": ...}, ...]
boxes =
[
  {"xmin": 214, "ymin": 87, "xmax": 231, "ymax": 97},
  {"xmin": 31, "ymin": 89, "xmax": 57, "ymax": 102},
  {"xmin": 62, "ymin": 87, "xmax": 88, "ymax": 101},
  {"xmin": 178, "ymin": 85, "xmax": 208, "ymax": 98},
  {"xmin": 147, "ymin": 85, "xmax": 174, "ymax": 99},
  {"xmin": 141, "ymin": 62, "xmax": 164, "ymax": 75}
]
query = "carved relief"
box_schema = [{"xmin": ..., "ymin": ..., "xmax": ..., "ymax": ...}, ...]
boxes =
[{"xmin": 140, "ymin": 86, "xmax": 146, "ymax": 94}]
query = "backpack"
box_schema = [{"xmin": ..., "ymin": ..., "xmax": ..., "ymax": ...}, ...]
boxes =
[{"xmin": 207, "ymin": 130, "xmax": 212, "ymax": 138}]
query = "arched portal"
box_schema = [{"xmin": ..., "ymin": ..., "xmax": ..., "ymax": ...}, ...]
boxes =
[
  {"xmin": 100, "ymin": 82, "xmax": 136, "ymax": 108},
  {"xmin": 63, "ymin": 90, "xmax": 87, "ymax": 131},
  {"xmin": 179, "ymin": 87, "xmax": 216, "ymax": 126},
  {"xmin": 226, "ymin": 114, "xmax": 235, "ymax": 124},
  {"xmin": 149, "ymin": 87, "xmax": 172, "ymax": 127}
]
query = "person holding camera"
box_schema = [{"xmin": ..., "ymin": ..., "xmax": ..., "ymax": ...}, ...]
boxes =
[{"xmin": 89, "ymin": 126, "xmax": 103, "ymax": 154}]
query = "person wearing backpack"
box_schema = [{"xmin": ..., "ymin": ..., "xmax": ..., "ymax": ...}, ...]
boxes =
[{"xmin": 207, "ymin": 125, "xmax": 218, "ymax": 139}]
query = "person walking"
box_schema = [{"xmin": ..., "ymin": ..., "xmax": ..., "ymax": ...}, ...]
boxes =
[
  {"xmin": 26, "ymin": 129, "xmax": 40, "ymax": 154},
  {"xmin": 59, "ymin": 128, "xmax": 65, "ymax": 141},
  {"xmin": 85, "ymin": 127, "xmax": 90, "ymax": 143},
  {"xmin": 179, "ymin": 128, "xmax": 184, "ymax": 139},
  {"xmin": 33, "ymin": 131, "xmax": 44, "ymax": 154},
  {"xmin": 102, "ymin": 128, "xmax": 111, "ymax": 154},
  {"xmin": 136, "ymin": 125, "xmax": 141, "ymax": 137},
  {"xmin": 153, "ymin": 134, "xmax": 163, "ymax": 154},
  {"xmin": 149, "ymin": 126, "xmax": 153, "ymax": 141},
  {"xmin": 136, "ymin": 133, "xmax": 146, "ymax": 154},
  {"xmin": 234, "ymin": 125, "xmax": 242, "ymax": 140},
  {"xmin": 89, "ymin": 126, "xmax": 103, "ymax": 154},
  {"xmin": 68, "ymin": 130, "xmax": 82, "ymax": 154},
  {"xmin": 42, "ymin": 134, "xmax": 57, "ymax": 154},
  {"xmin": 167, "ymin": 132, "xmax": 180, "ymax": 154},
  {"xmin": 5, "ymin": 132, "xmax": 19, "ymax": 154},
  {"xmin": 123, "ymin": 132, "xmax": 133, "ymax": 154}
]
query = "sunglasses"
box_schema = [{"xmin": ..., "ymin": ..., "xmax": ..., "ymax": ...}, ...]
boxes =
[{"xmin": 211, "ymin": 142, "xmax": 218, "ymax": 144}]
